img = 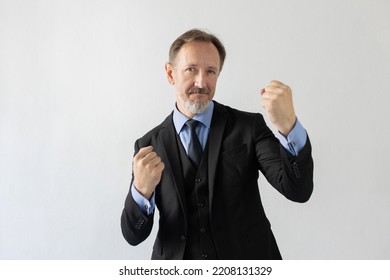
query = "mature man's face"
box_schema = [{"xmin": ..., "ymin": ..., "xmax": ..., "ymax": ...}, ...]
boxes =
[{"xmin": 165, "ymin": 41, "xmax": 220, "ymax": 118}]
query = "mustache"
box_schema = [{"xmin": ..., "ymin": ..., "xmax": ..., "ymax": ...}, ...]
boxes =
[{"xmin": 188, "ymin": 87, "xmax": 209, "ymax": 95}]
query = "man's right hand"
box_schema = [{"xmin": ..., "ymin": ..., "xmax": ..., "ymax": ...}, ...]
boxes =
[{"xmin": 133, "ymin": 146, "xmax": 165, "ymax": 200}]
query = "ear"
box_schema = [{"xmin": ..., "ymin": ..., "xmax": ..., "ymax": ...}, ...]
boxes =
[{"xmin": 165, "ymin": 62, "xmax": 175, "ymax": 85}]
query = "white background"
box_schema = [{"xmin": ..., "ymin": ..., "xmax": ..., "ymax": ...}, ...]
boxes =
[{"xmin": 1, "ymin": 0, "xmax": 389, "ymax": 259}]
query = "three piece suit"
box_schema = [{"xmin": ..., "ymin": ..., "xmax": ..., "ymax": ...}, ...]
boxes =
[{"xmin": 121, "ymin": 101, "xmax": 313, "ymax": 259}]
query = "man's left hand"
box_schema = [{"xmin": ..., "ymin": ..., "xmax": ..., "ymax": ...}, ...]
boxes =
[{"xmin": 261, "ymin": 80, "xmax": 297, "ymax": 136}]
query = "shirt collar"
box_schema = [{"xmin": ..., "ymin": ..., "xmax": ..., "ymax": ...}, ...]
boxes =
[{"xmin": 173, "ymin": 101, "xmax": 214, "ymax": 134}]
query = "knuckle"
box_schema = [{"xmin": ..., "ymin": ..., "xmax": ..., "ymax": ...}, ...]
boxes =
[
  {"xmin": 133, "ymin": 158, "xmax": 141, "ymax": 166},
  {"xmin": 133, "ymin": 153, "xmax": 141, "ymax": 160},
  {"xmin": 140, "ymin": 160, "xmax": 149, "ymax": 168}
]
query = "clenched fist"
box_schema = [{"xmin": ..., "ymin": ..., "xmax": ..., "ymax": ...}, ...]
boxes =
[
  {"xmin": 133, "ymin": 146, "xmax": 165, "ymax": 199},
  {"xmin": 261, "ymin": 80, "xmax": 297, "ymax": 136}
]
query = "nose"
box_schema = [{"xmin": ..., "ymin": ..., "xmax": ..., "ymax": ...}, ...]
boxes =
[{"xmin": 194, "ymin": 71, "xmax": 206, "ymax": 88}]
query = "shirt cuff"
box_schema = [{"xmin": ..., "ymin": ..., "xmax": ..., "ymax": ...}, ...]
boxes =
[
  {"xmin": 131, "ymin": 184, "xmax": 156, "ymax": 215},
  {"xmin": 276, "ymin": 118, "xmax": 307, "ymax": 156}
]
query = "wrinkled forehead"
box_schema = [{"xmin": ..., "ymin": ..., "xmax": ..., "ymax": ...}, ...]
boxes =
[{"xmin": 174, "ymin": 41, "xmax": 220, "ymax": 69}]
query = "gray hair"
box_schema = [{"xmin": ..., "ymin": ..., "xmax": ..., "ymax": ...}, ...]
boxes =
[{"xmin": 169, "ymin": 29, "xmax": 227, "ymax": 72}]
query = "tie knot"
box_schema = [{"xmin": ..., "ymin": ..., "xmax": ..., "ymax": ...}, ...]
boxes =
[{"xmin": 186, "ymin": 119, "xmax": 200, "ymax": 131}]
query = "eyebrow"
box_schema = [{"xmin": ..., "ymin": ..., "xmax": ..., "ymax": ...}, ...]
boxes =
[{"xmin": 185, "ymin": 63, "xmax": 219, "ymax": 70}]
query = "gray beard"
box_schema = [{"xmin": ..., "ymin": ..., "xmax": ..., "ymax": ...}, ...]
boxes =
[{"xmin": 183, "ymin": 100, "xmax": 210, "ymax": 114}]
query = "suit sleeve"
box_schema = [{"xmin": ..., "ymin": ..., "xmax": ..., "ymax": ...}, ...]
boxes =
[
  {"xmin": 253, "ymin": 114, "xmax": 314, "ymax": 202},
  {"xmin": 121, "ymin": 139, "xmax": 155, "ymax": 246}
]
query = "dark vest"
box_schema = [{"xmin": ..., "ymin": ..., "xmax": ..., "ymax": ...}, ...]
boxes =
[{"xmin": 176, "ymin": 136, "xmax": 218, "ymax": 260}]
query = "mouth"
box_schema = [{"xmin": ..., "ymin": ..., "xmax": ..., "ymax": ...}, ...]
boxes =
[
  {"xmin": 188, "ymin": 88, "xmax": 209, "ymax": 95},
  {"xmin": 190, "ymin": 92, "xmax": 208, "ymax": 97}
]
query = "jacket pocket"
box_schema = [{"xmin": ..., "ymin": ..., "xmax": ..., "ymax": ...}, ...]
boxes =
[
  {"xmin": 220, "ymin": 144, "xmax": 247, "ymax": 159},
  {"xmin": 245, "ymin": 218, "xmax": 271, "ymax": 242},
  {"xmin": 219, "ymin": 144, "xmax": 247, "ymax": 188}
]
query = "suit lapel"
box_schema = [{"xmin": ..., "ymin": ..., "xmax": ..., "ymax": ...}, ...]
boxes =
[
  {"xmin": 158, "ymin": 114, "xmax": 188, "ymax": 219},
  {"xmin": 207, "ymin": 102, "xmax": 228, "ymax": 210}
]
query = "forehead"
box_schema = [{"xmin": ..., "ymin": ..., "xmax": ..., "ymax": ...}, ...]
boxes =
[{"xmin": 175, "ymin": 41, "xmax": 220, "ymax": 67}]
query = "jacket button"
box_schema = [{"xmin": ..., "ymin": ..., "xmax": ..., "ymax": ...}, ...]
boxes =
[
  {"xmin": 201, "ymin": 253, "xmax": 208, "ymax": 259},
  {"xmin": 181, "ymin": 235, "xmax": 186, "ymax": 241},
  {"xmin": 198, "ymin": 202, "xmax": 205, "ymax": 208},
  {"xmin": 200, "ymin": 228, "xmax": 207, "ymax": 234},
  {"xmin": 292, "ymin": 162, "xmax": 302, "ymax": 178},
  {"xmin": 195, "ymin": 178, "xmax": 201, "ymax": 183}
]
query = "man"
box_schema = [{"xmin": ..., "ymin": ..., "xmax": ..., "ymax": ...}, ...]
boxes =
[{"xmin": 121, "ymin": 29, "xmax": 313, "ymax": 260}]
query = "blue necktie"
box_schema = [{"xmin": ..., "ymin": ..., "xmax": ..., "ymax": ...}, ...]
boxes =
[{"xmin": 186, "ymin": 119, "xmax": 203, "ymax": 168}]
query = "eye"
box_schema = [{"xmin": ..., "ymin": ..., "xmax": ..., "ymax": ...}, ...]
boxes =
[
  {"xmin": 207, "ymin": 69, "xmax": 217, "ymax": 75},
  {"xmin": 186, "ymin": 67, "xmax": 197, "ymax": 72}
]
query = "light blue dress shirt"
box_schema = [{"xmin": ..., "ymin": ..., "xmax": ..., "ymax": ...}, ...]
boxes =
[{"xmin": 132, "ymin": 101, "xmax": 307, "ymax": 215}]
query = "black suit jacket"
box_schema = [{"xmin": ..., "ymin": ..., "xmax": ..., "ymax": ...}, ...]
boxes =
[{"xmin": 121, "ymin": 101, "xmax": 314, "ymax": 259}]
